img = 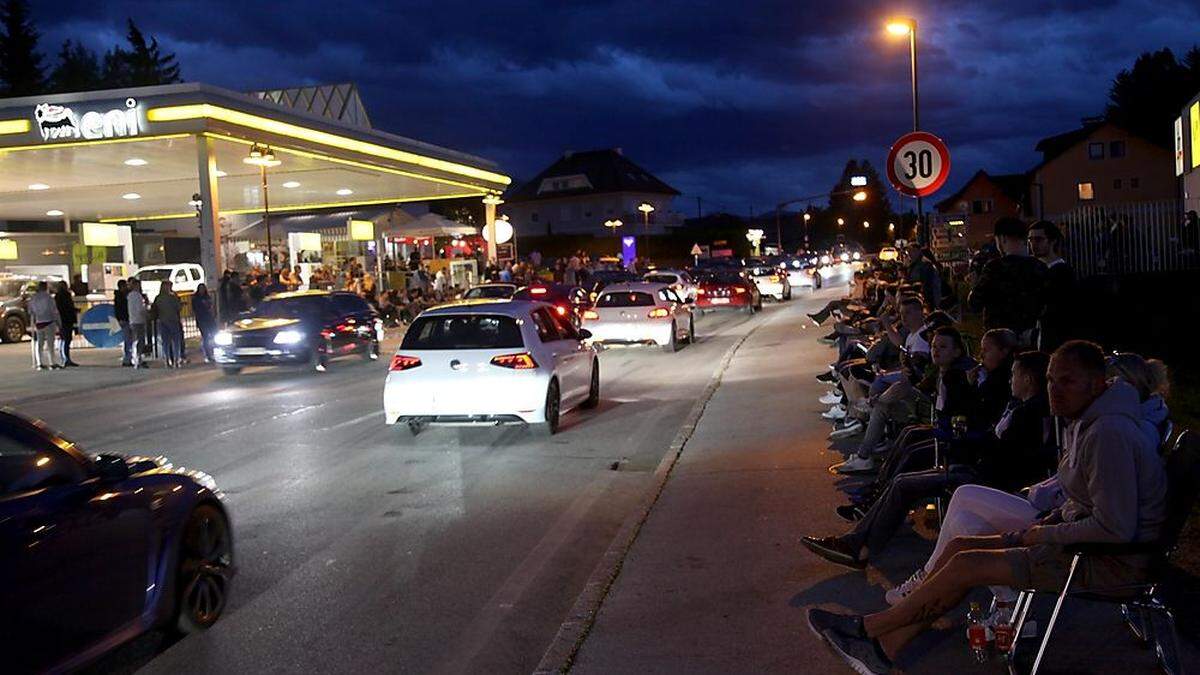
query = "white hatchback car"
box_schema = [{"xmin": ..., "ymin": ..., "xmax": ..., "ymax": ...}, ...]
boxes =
[
  {"xmin": 642, "ymin": 269, "xmax": 697, "ymax": 301},
  {"xmin": 384, "ymin": 300, "xmax": 598, "ymax": 435},
  {"xmin": 582, "ymin": 282, "xmax": 694, "ymax": 352}
]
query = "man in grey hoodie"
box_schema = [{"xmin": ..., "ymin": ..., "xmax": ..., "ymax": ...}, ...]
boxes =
[{"xmin": 806, "ymin": 340, "xmax": 1169, "ymax": 675}]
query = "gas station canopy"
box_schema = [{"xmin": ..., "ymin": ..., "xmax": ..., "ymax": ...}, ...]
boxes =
[{"xmin": 0, "ymin": 83, "xmax": 510, "ymax": 223}]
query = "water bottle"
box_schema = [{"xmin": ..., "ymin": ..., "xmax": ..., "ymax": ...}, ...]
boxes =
[
  {"xmin": 993, "ymin": 601, "xmax": 1016, "ymax": 656},
  {"xmin": 967, "ymin": 602, "xmax": 990, "ymax": 663}
]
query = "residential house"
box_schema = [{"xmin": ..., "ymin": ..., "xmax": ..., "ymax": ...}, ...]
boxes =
[
  {"xmin": 934, "ymin": 170, "xmax": 1029, "ymax": 248},
  {"xmin": 504, "ymin": 148, "xmax": 682, "ymax": 237}
]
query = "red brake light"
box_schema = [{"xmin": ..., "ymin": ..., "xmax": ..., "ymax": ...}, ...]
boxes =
[
  {"xmin": 648, "ymin": 307, "xmax": 670, "ymax": 318},
  {"xmin": 530, "ymin": 287, "xmax": 548, "ymax": 295},
  {"xmin": 583, "ymin": 309, "xmax": 599, "ymax": 320},
  {"xmin": 696, "ymin": 288, "xmax": 705, "ymax": 295},
  {"xmin": 389, "ymin": 355, "xmax": 422, "ymax": 371},
  {"xmin": 734, "ymin": 287, "xmax": 747, "ymax": 294},
  {"xmin": 491, "ymin": 352, "xmax": 538, "ymax": 369},
  {"xmin": 555, "ymin": 304, "xmax": 568, "ymax": 316}
]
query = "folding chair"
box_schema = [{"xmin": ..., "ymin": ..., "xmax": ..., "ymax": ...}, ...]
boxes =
[{"xmin": 1007, "ymin": 429, "xmax": 1198, "ymax": 675}]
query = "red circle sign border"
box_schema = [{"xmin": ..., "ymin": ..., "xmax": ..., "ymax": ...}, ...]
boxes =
[{"xmin": 886, "ymin": 131, "xmax": 951, "ymax": 198}]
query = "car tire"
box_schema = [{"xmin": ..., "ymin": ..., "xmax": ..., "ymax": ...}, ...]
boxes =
[
  {"xmin": 538, "ymin": 379, "xmax": 561, "ymax": 435},
  {"xmin": 173, "ymin": 504, "xmax": 233, "ymax": 635},
  {"xmin": 755, "ymin": 297, "xmax": 763, "ymax": 312},
  {"xmin": 221, "ymin": 366, "xmax": 242, "ymax": 376},
  {"xmin": 663, "ymin": 322, "xmax": 678, "ymax": 352},
  {"xmin": 784, "ymin": 286, "xmax": 792, "ymax": 301},
  {"xmin": 2, "ymin": 315, "xmax": 25, "ymax": 343},
  {"xmin": 744, "ymin": 303, "xmax": 755, "ymax": 315},
  {"xmin": 581, "ymin": 362, "xmax": 600, "ymax": 409},
  {"xmin": 687, "ymin": 317, "xmax": 695, "ymax": 343}
]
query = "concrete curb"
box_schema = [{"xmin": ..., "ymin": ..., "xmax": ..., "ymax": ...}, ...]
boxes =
[{"xmin": 532, "ymin": 318, "xmax": 768, "ymax": 674}]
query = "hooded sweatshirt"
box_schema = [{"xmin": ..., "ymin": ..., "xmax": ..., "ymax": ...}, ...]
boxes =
[{"xmin": 1035, "ymin": 380, "xmax": 1167, "ymax": 545}]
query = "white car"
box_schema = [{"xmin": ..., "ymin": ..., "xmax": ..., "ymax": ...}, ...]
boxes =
[
  {"xmin": 581, "ymin": 282, "xmax": 694, "ymax": 352},
  {"xmin": 642, "ymin": 269, "xmax": 697, "ymax": 301},
  {"xmin": 134, "ymin": 263, "xmax": 205, "ymax": 300},
  {"xmin": 746, "ymin": 265, "xmax": 791, "ymax": 301},
  {"xmin": 781, "ymin": 257, "xmax": 824, "ymax": 290},
  {"xmin": 384, "ymin": 300, "xmax": 598, "ymax": 435},
  {"xmin": 461, "ymin": 282, "xmax": 518, "ymax": 300}
]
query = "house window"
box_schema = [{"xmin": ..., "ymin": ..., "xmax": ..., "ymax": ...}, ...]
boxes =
[
  {"xmin": 1109, "ymin": 140, "xmax": 1126, "ymax": 158},
  {"xmin": 1077, "ymin": 182, "xmax": 1095, "ymax": 201},
  {"xmin": 971, "ymin": 199, "xmax": 993, "ymax": 214},
  {"xmin": 531, "ymin": 212, "xmax": 539, "ymax": 222},
  {"xmin": 1113, "ymin": 178, "xmax": 1122, "ymax": 190},
  {"xmin": 1088, "ymin": 142, "xmax": 1105, "ymax": 160}
]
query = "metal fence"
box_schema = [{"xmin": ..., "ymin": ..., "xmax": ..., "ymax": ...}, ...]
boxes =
[{"xmin": 1055, "ymin": 199, "xmax": 1200, "ymax": 278}]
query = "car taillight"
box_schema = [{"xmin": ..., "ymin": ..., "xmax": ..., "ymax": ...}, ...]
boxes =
[
  {"xmin": 697, "ymin": 288, "xmax": 706, "ymax": 295},
  {"xmin": 648, "ymin": 307, "xmax": 670, "ymax": 318},
  {"xmin": 530, "ymin": 287, "xmax": 548, "ymax": 295},
  {"xmin": 583, "ymin": 309, "xmax": 599, "ymax": 320},
  {"xmin": 734, "ymin": 287, "xmax": 747, "ymax": 294},
  {"xmin": 554, "ymin": 304, "xmax": 568, "ymax": 316},
  {"xmin": 389, "ymin": 355, "xmax": 422, "ymax": 371},
  {"xmin": 769, "ymin": 275, "xmax": 780, "ymax": 282},
  {"xmin": 491, "ymin": 352, "xmax": 538, "ymax": 369}
]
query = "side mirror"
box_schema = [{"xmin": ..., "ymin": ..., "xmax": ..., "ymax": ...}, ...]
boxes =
[
  {"xmin": 95, "ymin": 454, "xmax": 130, "ymax": 483},
  {"xmin": 577, "ymin": 329, "xmax": 593, "ymax": 340}
]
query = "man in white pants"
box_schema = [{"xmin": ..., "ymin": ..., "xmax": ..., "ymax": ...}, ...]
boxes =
[{"xmin": 26, "ymin": 281, "xmax": 61, "ymax": 370}]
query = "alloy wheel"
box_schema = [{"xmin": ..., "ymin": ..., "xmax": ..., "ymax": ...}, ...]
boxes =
[{"xmin": 177, "ymin": 505, "xmax": 233, "ymax": 632}]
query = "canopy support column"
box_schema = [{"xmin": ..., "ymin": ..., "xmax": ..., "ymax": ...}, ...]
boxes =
[
  {"xmin": 196, "ymin": 135, "xmax": 223, "ymax": 310},
  {"xmin": 484, "ymin": 200, "xmax": 498, "ymax": 265}
]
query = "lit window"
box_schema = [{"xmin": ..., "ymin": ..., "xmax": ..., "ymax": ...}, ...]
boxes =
[
  {"xmin": 1109, "ymin": 140, "xmax": 1126, "ymax": 158},
  {"xmin": 1088, "ymin": 143, "xmax": 1105, "ymax": 160},
  {"xmin": 1077, "ymin": 182, "xmax": 1095, "ymax": 201},
  {"xmin": 1113, "ymin": 178, "xmax": 1122, "ymax": 190}
]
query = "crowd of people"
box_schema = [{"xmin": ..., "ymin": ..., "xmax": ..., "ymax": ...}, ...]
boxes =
[{"xmin": 798, "ymin": 217, "xmax": 1175, "ymax": 674}]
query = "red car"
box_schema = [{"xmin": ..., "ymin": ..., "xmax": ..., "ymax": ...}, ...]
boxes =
[
  {"xmin": 511, "ymin": 283, "xmax": 591, "ymax": 326},
  {"xmin": 694, "ymin": 270, "xmax": 762, "ymax": 314}
]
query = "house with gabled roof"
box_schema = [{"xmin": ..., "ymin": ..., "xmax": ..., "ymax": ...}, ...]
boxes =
[
  {"xmin": 935, "ymin": 170, "xmax": 1030, "ymax": 248},
  {"xmin": 503, "ymin": 148, "xmax": 682, "ymax": 237}
]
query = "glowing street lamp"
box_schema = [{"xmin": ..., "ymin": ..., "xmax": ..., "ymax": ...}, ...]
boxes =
[
  {"xmin": 863, "ymin": 221, "xmax": 871, "ymax": 229},
  {"xmin": 243, "ymin": 143, "xmax": 282, "ymax": 275},
  {"xmin": 604, "ymin": 219, "xmax": 623, "ymax": 236},
  {"xmin": 837, "ymin": 217, "xmax": 845, "ymax": 227},
  {"xmin": 852, "ymin": 190, "xmax": 868, "ymax": 202},
  {"xmin": 746, "ymin": 228, "xmax": 765, "ymax": 255}
]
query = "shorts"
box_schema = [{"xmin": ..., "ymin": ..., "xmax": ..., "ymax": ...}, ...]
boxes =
[{"xmin": 1004, "ymin": 544, "xmax": 1150, "ymax": 594}]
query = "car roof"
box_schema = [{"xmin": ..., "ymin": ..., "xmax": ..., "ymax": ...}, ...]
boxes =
[
  {"xmin": 139, "ymin": 263, "xmax": 199, "ymax": 270},
  {"xmin": 420, "ymin": 299, "xmax": 544, "ymax": 317},
  {"xmin": 265, "ymin": 289, "xmax": 333, "ymax": 300},
  {"xmin": 470, "ymin": 282, "xmax": 517, "ymax": 288},
  {"xmin": 599, "ymin": 282, "xmax": 669, "ymax": 294}
]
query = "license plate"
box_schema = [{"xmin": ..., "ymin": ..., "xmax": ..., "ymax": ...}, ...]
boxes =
[
  {"xmin": 710, "ymin": 298, "xmax": 730, "ymax": 304},
  {"xmin": 235, "ymin": 347, "xmax": 267, "ymax": 356}
]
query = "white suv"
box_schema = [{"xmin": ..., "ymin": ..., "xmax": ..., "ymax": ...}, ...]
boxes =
[{"xmin": 134, "ymin": 263, "xmax": 205, "ymax": 300}]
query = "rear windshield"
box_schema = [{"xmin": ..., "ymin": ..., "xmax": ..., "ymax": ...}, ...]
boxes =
[
  {"xmin": 402, "ymin": 314, "xmax": 524, "ymax": 350},
  {"xmin": 464, "ymin": 286, "xmax": 513, "ymax": 299},
  {"xmin": 643, "ymin": 274, "xmax": 676, "ymax": 284},
  {"xmin": 596, "ymin": 291, "xmax": 655, "ymax": 308}
]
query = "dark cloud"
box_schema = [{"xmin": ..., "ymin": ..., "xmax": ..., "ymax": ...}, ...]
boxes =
[{"xmin": 27, "ymin": 0, "xmax": 1200, "ymax": 213}]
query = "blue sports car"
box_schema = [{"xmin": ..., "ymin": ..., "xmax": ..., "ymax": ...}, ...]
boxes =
[{"xmin": 0, "ymin": 409, "xmax": 234, "ymax": 673}]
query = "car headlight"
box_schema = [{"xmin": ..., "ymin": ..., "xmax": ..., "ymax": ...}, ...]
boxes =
[
  {"xmin": 214, "ymin": 331, "xmax": 233, "ymax": 346},
  {"xmin": 840, "ymin": 253, "xmax": 850, "ymax": 262},
  {"xmin": 820, "ymin": 255, "xmax": 831, "ymax": 265},
  {"xmin": 273, "ymin": 330, "xmax": 305, "ymax": 345},
  {"xmin": 853, "ymin": 252, "xmax": 861, "ymax": 260}
]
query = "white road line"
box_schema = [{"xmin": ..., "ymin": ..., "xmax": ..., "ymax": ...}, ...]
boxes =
[{"xmin": 324, "ymin": 410, "xmax": 383, "ymax": 432}]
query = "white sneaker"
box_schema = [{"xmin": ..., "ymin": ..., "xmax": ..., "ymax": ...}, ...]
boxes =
[
  {"xmin": 832, "ymin": 455, "xmax": 875, "ymax": 474},
  {"xmin": 885, "ymin": 568, "xmax": 926, "ymax": 605},
  {"xmin": 819, "ymin": 391, "xmax": 843, "ymax": 405},
  {"xmin": 828, "ymin": 420, "xmax": 864, "ymax": 439},
  {"xmin": 822, "ymin": 405, "xmax": 847, "ymax": 420}
]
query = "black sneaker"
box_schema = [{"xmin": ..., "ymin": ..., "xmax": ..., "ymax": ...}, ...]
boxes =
[
  {"xmin": 800, "ymin": 536, "xmax": 866, "ymax": 570},
  {"xmin": 821, "ymin": 623, "xmax": 894, "ymax": 675},
  {"xmin": 807, "ymin": 607, "xmax": 866, "ymax": 642},
  {"xmin": 816, "ymin": 371, "xmax": 838, "ymax": 383},
  {"xmin": 836, "ymin": 504, "xmax": 867, "ymax": 522}
]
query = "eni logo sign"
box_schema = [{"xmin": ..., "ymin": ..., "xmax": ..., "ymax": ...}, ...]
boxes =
[{"xmin": 33, "ymin": 98, "xmax": 141, "ymax": 141}]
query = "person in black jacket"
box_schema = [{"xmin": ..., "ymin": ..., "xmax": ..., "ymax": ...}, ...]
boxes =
[
  {"xmin": 114, "ymin": 279, "xmax": 132, "ymax": 367},
  {"xmin": 800, "ymin": 350, "xmax": 1055, "ymax": 569},
  {"xmin": 1028, "ymin": 220, "xmax": 1075, "ymax": 351},
  {"xmin": 53, "ymin": 281, "xmax": 79, "ymax": 367},
  {"xmin": 967, "ymin": 217, "xmax": 1048, "ymax": 342},
  {"xmin": 971, "ymin": 328, "xmax": 1019, "ymax": 426}
]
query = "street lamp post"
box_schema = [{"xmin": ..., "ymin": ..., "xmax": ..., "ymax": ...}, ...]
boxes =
[
  {"xmin": 637, "ymin": 202, "xmax": 654, "ymax": 257},
  {"xmin": 886, "ymin": 17, "xmax": 926, "ymax": 241},
  {"xmin": 243, "ymin": 143, "xmax": 281, "ymax": 277},
  {"xmin": 604, "ymin": 219, "xmax": 623, "ymax": 237}
]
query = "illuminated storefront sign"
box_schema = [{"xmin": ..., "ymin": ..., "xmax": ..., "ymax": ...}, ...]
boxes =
[
  {"xmin": 1191, "ymin": 102, "xmax": 1200, "ymax": 170},
  {"xmin": 348, "ymin": 219, "xmax": 375, "ymax": 241},
  {"xmin": 81, "ymin": 222, "xmax": 120, "ymax": 247},
  {"xmin": 33, "ymin": 98, "xmax": 142, "ymax": 142}
]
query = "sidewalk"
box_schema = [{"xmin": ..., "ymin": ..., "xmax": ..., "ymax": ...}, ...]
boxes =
[{"xmin": 568, "ymin": 300, "xmax": 1197, "ymax": 674}]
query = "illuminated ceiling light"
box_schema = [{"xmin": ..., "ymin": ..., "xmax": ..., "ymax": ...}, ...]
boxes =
[
  {"xmin": 214, "ymin": 169, "xmax": 228, "ymax": 177},
  {"xmin": 243, "ymin": 143, "xmax": 281, "ymax": 167},
  {"xmin": 124, "ymin": 158, "xmax": 148, "ymax": 166},
  {"xmin": 45, "ymin": 209, "xmax": 64, "ymax": 217},
  {"xmin": 336, "ymin": 188, "xmax": 353, "ymax": 196},
  {"xmin": 282, "ymin": 181, "xmax": 301, "ymax": 188},
  {"xmin": 122, "ymin": 192, "xmax": 142, "ymax": 200},
  {"xmin": 28, "ymin": 183, "xmax": 49, "ymax": 190}
]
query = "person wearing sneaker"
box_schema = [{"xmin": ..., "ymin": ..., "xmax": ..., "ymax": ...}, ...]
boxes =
[
  {"xmin": 803, "ymin": 351, "xmax": 1055, "ymax": 573},
  {"xmin": 810, "ymin": 342, "xmax": 1167, "ymax": 673}
]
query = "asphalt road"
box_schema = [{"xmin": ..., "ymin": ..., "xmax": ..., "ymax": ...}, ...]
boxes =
[{"xmin": 14, "ymin": 291, "xmax": 830, "ymax": 674}]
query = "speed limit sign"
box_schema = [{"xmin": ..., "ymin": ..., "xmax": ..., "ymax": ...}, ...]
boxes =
[{"xmin": 886, "ymin": 131, "xmax": 951, "ymax": 198}]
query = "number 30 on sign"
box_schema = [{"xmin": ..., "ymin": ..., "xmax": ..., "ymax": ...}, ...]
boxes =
[{"xmin": 886, "ymin": 131, "xmax": 951, "ymax": 198}]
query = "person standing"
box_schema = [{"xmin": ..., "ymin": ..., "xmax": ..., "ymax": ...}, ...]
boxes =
[
  {"xmin": 153, "ymin": 280, "xmax": 184, "ymax": 368},
  {"xmin": 192, "ymin": 283, "xmax": 217, "ymax": 363},
  {"xmin": 54, "ymin": 281, "xmax": 80, "ymax": 367},
  {"xmin": 967, "ymin": 217, "xmax": 1048, "ymax": 343},
  {"xmin": 114, "ymin": 279, "xmax": 133, "ymax": 367},
  {"xmin": 70, "ymin": 274, "xmax": 90, "ymax": 297},
  {"xmin": 127, "ymin": 280, "xmax": 150, "ymax": 368},
  {"xmin": 1028, "ymin": 220, "xmax": 1075, "ymax": 352},
  {"xmin": 27, "ymin": 281, "xmax": 61, "ymax": 370}
]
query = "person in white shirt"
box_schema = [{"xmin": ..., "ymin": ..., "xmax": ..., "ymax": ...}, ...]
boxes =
[{"xmin": 26, "ymin": 281, "xmax": 61, "ymax": 370}]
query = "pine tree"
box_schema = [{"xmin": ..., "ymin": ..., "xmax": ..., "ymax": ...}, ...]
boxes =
[
  {"xmin": 1105, "ymin": 47, "xmax": 1200, "ymax": 146},
  {"xmin": 49, "ymin": 39, "xmax": 101, "ymax": 93},
  {"xmin": 100, "ymin": 45, "xmax": 132, "ymax": 88},
  {"xmin": 123, "ymin": 19, "xmax": 181, "ymax": 86},
  {"xmin": 0, "ymin": 0, "xmax": 46, "ymax": 96}
]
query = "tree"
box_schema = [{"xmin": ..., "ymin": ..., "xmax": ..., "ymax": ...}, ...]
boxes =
[
  {"xmin": 123, "ymin": 19, "xmax": 181, "ymax": 86},
  {"xmin": 0, "ymin": 0, "xmax": 45, "ymax": 96},
  {"xmin": 827, "ymin": 159, "xmax": 895, "ymax": 248},
  {"xmin": 49, "ymin": 39, "xmax": 101, "ymax": 93},
  {"xmin": 1106, "ymin": 46, "xmax": 1200, "ymax": 146}
]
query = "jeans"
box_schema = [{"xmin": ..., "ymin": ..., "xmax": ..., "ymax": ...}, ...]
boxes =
[
  {"xmin": 843, "ymin": 466, "xmax": 978, "ymax": 557},
  {"xmin": 33, "ymin": 323, "xmax": 59, "ymax": 368},
  {"xmin": 59, "ymin": 325, "xmax": 74, "ymax": 364},
  {"xmin": 856, "ymin": 379, "xmax": 916, "ymax": 458},
  {"xmin": 198, "ymin": 323, "xmax": 216, "ymax": 362},
  {"xmin": 120, "ymin": 320, "xmax": 132, "ymax": 365},
  {"xmin": 159, "ymin": 322, "xmax": 183, "ymax": 365},
  {"xmin": 131, "ymin": 323, "xmax": 148, "ymax": 366}
]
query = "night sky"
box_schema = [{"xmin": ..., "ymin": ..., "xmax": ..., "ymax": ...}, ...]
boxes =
[{"xmin": 29, "ymin": 0, "xmax": 1200, "ymax": 215}]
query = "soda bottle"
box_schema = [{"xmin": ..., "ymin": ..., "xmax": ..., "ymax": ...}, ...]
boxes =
[
  {"xmin": 967, "ymin": 602, "xmax": 990, "ymax": 663},
  {"xmin": 993, "ymin": 601, "xmax": 1016, "ymax": 656}
]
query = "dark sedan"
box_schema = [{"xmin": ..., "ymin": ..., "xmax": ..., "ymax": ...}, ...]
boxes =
[
  {"xmin": 511, "ymin": 283, "xmax": 591, "ymax": 326},
  {"xmin": 214, "ymin": 290, "xmax": 382, "ymax": 374},
  {"xmin": 0, "ymin": 408, "xmax": 233, "ymax": 674}
]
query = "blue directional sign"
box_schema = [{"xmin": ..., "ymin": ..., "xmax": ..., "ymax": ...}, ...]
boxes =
[{"xmin": 80, "ymin": 303, "xmax": 124, "ymax": 348}]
